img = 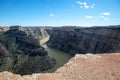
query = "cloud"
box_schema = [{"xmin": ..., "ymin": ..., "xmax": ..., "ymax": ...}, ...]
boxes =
[
  {"xmin": 76, "ymin": 1, "xmax": 95, "ymax": 9},
  {"xmin": 76, "ymin": 1, "xmax": 86, "ymax": 5},
  {"xmin": 100, "ymin": 16, "xmax": 105, "ymax": 18},
  {"xmin": 85, "ymin": 16, "xmax": 93, "ymax": 19},
  {"xmin": 84, "ymin": 5, "xmax": 89, "ymax": 9},
  {"xmin": 100, "ymin": 12, "xmax": 110, "ymax": 20},
  {"xmin": 90, "ymin": 6, "xmax": 94, "ymax": 8},
  {"xmin": 49, "ymin": 14, "xmax": 54, "ymax": 16},
  {"xmin": 102, "ymin": 12, "xmax": 110, "ymax": 16}
]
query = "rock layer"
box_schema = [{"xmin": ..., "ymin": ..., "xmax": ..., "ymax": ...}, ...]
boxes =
[
  {"xmin": 47, "ymin": 26, "xmax": 120, "ymax": 55},
  {"xmin": 23, "ymin": 27, "xmax": 49, "ymax": 40},
  {"xmin": 0, "ymin": 26, "xmax": 49, "ymax": 40}
]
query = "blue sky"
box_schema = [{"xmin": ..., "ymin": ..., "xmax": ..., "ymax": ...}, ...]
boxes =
[{"xmin": 0, "ymin": 0, "xmax": 120, "ymax": 26}]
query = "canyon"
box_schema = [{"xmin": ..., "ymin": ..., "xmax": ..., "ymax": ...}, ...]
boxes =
[{"xmin": 0, "ymin": 25, "xmax": 120, "ymax": 80}]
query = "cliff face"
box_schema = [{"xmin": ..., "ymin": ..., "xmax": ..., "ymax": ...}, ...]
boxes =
[
  {"xmin": 0, "ymin": 27, "xmax": 9, "ymax": 32},
  {"xmin": 23, "ymin": 27, "xmax": 49, "ymax": 39},
  {"xmin": 0, "ymin": 26, "xmax": 56, "ymax": 75},
  {"xmin": 0, "ymin": 26, "xmax": 49, "ymax": 40},
  {"xmin": 0, "ymin": 53, "xmax": 120, "ymax": 80},
  {"xmin": 47, "ymin": 26, "xmax": 120, "ymax": 55}
]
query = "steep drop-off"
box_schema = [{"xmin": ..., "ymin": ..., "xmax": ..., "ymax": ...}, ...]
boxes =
[
  {"xmin": 47, "ymin": 26, "xmax": 120, "ymax": 55},
  {"xmin": 0, "ymin": 26, "xmax": 56, "ymax": 75}
]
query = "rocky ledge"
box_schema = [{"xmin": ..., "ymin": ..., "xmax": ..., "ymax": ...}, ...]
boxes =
[
  {"xmin": 0, "ymin": 26, "xmax": 56, "ymax": 75},
  {"xmin": 0, "ymin": 53, "xmax": 120, "ymax": 80}
]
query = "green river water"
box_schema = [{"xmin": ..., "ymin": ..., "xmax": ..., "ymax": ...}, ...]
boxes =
[{"xmin": 40, "ymin": 37, "xmax": 72, "ymax": 73}]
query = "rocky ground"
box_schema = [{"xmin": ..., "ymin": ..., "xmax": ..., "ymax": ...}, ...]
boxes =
[{"xmin": 0, "ymin": 53, "xmax": 120, "ymax": 80}]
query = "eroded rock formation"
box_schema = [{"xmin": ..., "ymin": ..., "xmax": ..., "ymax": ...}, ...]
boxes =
[
  {"xmin": 0, "ymin": 26, "xmax": 56, "ymax": 75},
  {"xmin": 47, "ymin": 26, "xmax": 120, "ymax": 55}
]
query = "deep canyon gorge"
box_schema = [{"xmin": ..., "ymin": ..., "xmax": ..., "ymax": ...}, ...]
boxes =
[{"xmin": 0, "ymin": 25, "xmax": 120, "ymax": 80}]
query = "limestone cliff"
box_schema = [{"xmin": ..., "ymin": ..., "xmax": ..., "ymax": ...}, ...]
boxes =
[
  {"xmin": 47, "ymin": 26, "xmax": 120, "ymax": 55},
  {"xmin": 0, "ymin": 26, "xmax": 56, "ymax": 75}
]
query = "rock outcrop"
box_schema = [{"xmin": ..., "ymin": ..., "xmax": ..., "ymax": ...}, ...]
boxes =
[
  {"xmin": 0, "ymin": 26, "xmax": 49, "ymax": 40},
  {"xmin": 0, "ymin": 27, "xmax": 9, "ymax": 36},
  {"xmin": 0, "ymin": 26, "xmax": 56, "ymax": 75},
  {"xmin": 23, "ymin": 27, "xmax": 49, "ymax": 40},
  {"xmin": 0, "ymin": 53, "xmax": 120, "ymax": 80},
  {"xmin": 47, "ymin": 26, "xmax": 120, "ymax": 55},
  {"xmin": 0, "ymin": 27, "xmax": 9, "ymax": 32}
]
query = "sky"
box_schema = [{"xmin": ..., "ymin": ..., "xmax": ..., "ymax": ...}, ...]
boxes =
[{"xmin": 0, "ymin": 0, "xmax": 120, "ymax": 26}]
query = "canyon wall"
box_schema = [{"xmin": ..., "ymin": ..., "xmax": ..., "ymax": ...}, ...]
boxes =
[
  {"xmin": 0, "ymin": 27, "xmax": 9, "ymax": 32},
  {"xmin": 0, "ymin": 26, "xmax": 49, "ymax": 40},
  {"xmin": 0, "ymin": 26, "xmax": 56, "ymax": 75},
  {"xmin": 23, "ymin": 27, "xmax": 49, "ymax": 39},
  {"xmin": 47, "ymin": 26, "xmax": 120, "ymax": 55}
]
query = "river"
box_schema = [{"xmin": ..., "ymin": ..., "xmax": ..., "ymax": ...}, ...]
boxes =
[{"xmin": 40, "ymin": 37, "xmax": 72, "ymax": 73}]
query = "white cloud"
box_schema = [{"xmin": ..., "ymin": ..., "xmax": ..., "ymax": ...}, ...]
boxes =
[
  {"xmin": 100, "ymin": 16, "xmax": 105, "ymax": 18},
  {"xmin": 90, "ymin": 6, "xmax": 94, "ymax": 8},
  {"xmin": 49, "ymin": 14, "xmax": 54, "ymax": 16},
  {"xmin": 84, "ymin": 5, "xmax": 89, "ymax": 9},
  {"xmin": 76, "ymin": 1, "xmax": 86, "ymax": 5},
  {"xmin": 100, "ymin": 12, "xmax": 110, "ymax": 20},
  {"xmin": 77, "ymin": 1, "xmax": 95, "ymax": 9},
  {"xmin": 102, "ymin": 12, "xmax": 110, "ymax": 16},
  {"xmin": 86, "ymin": 16, "xmax": 93, "ymax": 19}
]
